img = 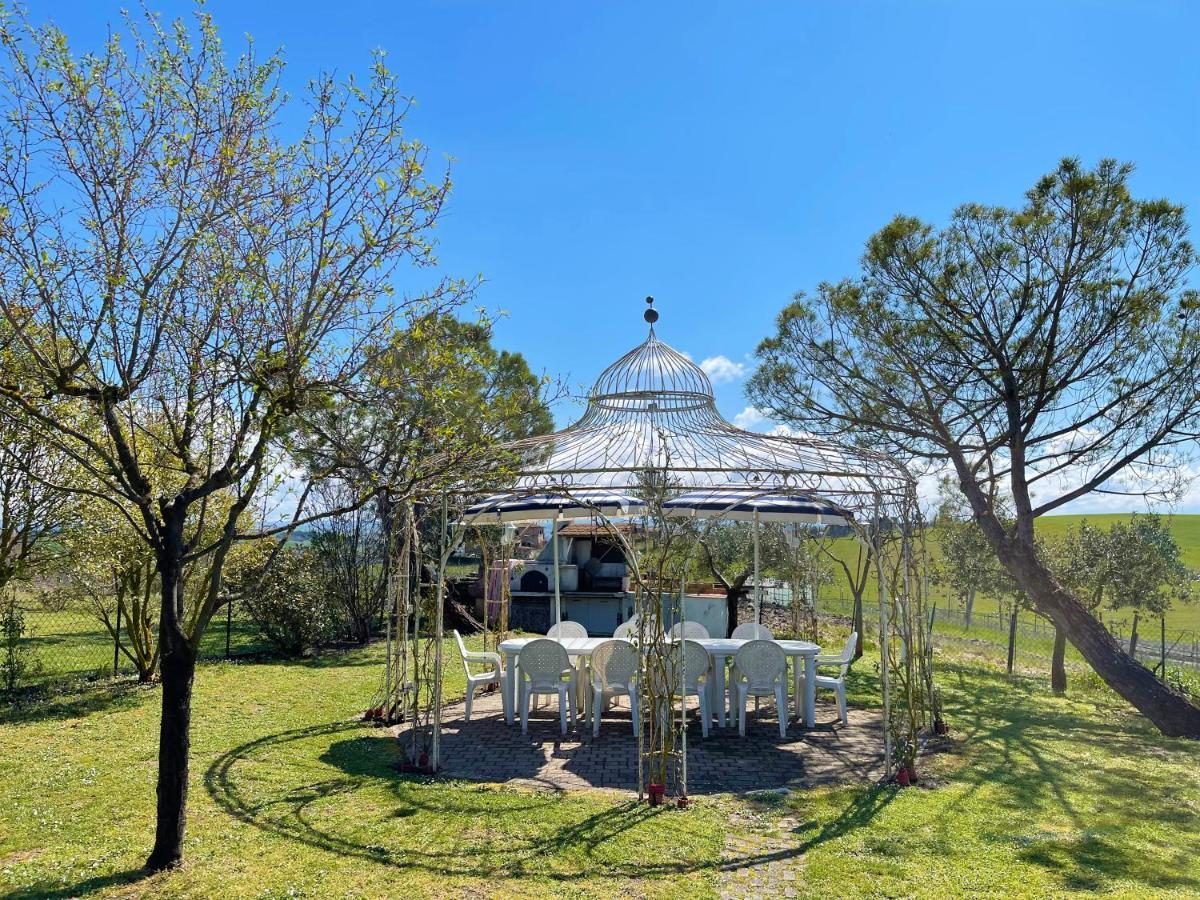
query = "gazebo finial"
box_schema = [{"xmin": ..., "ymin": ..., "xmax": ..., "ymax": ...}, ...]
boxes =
[{"xmin": 643, "ymin": 295, "xmax": 659, "ymax": 327}]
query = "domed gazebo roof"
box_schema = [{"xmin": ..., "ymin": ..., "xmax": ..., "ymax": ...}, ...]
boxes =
[
  {"xmin": 469, "ymin": 299, "xmax": 915, "ymax": 522},
  {"xmin": 589, "ymin": 327, "xmax": 714, "ymax": 413}
]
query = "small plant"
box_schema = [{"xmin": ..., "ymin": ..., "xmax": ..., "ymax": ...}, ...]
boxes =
[{"xmin": 2, "ymin": 593, "xmax": 41, "ymax": 694}]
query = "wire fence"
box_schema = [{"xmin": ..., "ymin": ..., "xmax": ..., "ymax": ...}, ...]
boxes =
[
  {"xmin": 6, "ymin": 580, "xmax": 1196, "ymax": 696},
  {"xmin": 3, "ymin": 597, "xmax": 271, "ymax": 689},
  {"xmin": 793, "ymin": 589, "xmax": 1200, "ymax": 672}
]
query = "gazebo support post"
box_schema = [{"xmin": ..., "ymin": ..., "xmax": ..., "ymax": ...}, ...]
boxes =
[
  {"xmin": 874, "ymin": 494, "xmax": 893, "ymax": 777},
  {"xmin": 551, "ymin": 517, "xmax": 562, "ymax": 627},
  {"xmin": 753, "ymin": 507, "xmax": 761, "ymax": 625},
  {"xmin": 432, "ymin": 494, "xmax": 448, "ymax": 772}
]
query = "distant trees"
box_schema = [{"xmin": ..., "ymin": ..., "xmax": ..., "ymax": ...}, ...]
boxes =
[
  {"xmin": 0, "ymin": 333, "xmax": 83, "ymax": 597},
  {"xmin": 1046, "ymin": 515, "xmax": 1192, "ymax": 692},
  {"xmin": 1105, "ymin": 517, "xmax": 1191, "ymax": 657},
  {"xmin": 751, "ymin": 159, "xmax": 1200, "ymax": 737},
  {"xmin": 934, "ymin": 479, "xmax": 1001, "ymax": 632},
  {"xmin": 300, "ymin": 310, "xmax": 553, "ymax": 644},
  {"xmin": 820, "ymin": 537, "xmax": 873, "ymax": 658}
]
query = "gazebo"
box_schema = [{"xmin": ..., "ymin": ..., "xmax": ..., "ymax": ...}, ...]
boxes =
[{"xmin": 391, "ymin": 298, "xmax": 934, "ymax": 794}]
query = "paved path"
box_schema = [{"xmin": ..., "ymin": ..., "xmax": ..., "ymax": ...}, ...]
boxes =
[
  {"xmin": 394, "ymin": 688, "xmax": 883, "ymax": 794},
  {"xmin": 719, "ymin": 808, "xmax": 808, "ymax": 899}
]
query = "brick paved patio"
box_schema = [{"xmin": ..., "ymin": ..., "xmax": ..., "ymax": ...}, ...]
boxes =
[{"xmin": 394, "ymin": 689, "xmax": 884, "ymax": 793}]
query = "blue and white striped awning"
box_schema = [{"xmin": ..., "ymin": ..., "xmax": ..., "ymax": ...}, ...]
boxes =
[
  {"xmin": 459, "ymin": 489, "xmax": 645, "ymax": 524},
  {"xmin": 662, "ymin": 489, "xmax": 849, "ymax": 525}
]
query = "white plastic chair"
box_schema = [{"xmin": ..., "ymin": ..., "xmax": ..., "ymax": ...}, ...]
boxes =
[
  {"xmin": 613, "ymin": 616, "xmax": 640, "ymax": 640},
  {"xmin": 731, "ymin": 622, "xmax": 774, "ymax": 640},
  {"xmin": 518, "ymin": 638, "xmax": 577, "ymax": 735},
  {"xmin": 453, "ymin": 629, "xmax": 507, "ymax": 722},
  {"xmin": 668, "ymin": 620, "xmax": 710, "ymax": 640},
  {"xmin": 796, "ymin": 631, "xmax": 857, "ymax": 726},
  {"xmin": 732, "ymin": 640, "xmax": 788, "ymax": 738},
  {"xmin": 671, "ymin": 639, "xmax": 712, "ymax": 738},
  {"xmin": 587, "ymin": 639, "xmax": 639, "ymax": 736},
  {"xmin": 547, "ymin": 620, "xmax": 588, "ymax": 640}
]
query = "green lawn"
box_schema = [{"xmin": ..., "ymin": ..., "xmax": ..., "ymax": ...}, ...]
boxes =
[{"xmin": 2, "ymin": 631, "xmax": 1199, "ymax": 897}]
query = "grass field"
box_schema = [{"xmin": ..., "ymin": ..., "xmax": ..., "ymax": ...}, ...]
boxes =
[{"xmin": 2, "ymin": 627, "xmax": 1199, "ymax": 897}]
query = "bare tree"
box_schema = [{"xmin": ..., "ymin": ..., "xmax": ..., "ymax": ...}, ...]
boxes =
[
  {"xmin": 751, "ymin": 159, "xmax": 1200, "ymax": 736},
  {"xmin": 0, "ymin": 8, "xmax": 451, "ymax": 868}
]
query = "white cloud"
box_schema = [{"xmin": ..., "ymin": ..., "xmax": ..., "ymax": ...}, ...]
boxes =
[
  {"xmin": 732, "ymin": 406, "xmax": 769, "ymax": 430},
  {"xmin": 699, "ymin": 355, "xmax": 747, "ymax": 384}
]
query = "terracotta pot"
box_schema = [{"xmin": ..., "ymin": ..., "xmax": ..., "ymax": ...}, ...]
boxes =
[
  {"xmin": 896, "ymin": 765, "xmax": 911, "ymax": 787},
  {"xmin": 676, "ymin": 796, "xmax": 690, "ymax": 809},
  {"xmin": 647, "ymin": 783, "xmax": 666, "ymax": 806}
]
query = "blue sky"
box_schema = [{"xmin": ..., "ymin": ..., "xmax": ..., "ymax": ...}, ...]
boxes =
[{"xmin": 33, "ymin": 1, "xmax": 1200, "ymax": 511}]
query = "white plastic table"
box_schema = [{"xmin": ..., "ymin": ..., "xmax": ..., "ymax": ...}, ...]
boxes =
[
  {"xmin": 499, "ymin": 636, "xmax": 605, "ymax": 726},
  {"xmin": 498, "ymin": 635, "xmax": 820, "ymax": 729},
  {"xmin": 690, "ymin": 638, "xmax": 819, "ymax": 728}
]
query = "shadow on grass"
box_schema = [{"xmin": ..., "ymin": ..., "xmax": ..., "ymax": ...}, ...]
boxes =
[
  {"xmin": 5, "ymin": 867, "xmax": 152, "ymax": 900},
  {"xmin": 203, "ymin": 719, "xmax": 887, "ymax": 883},
  {"xmin": 0, "ymin": 677, "xmax": 147, "ymax": 726},
  {"xmin": 1017, "ymin": 832, "xmax": 1200, "ymax": 893},
  {"xmin": 933, "ymin": 661, "xmax": 1200, "ymax": 893}
]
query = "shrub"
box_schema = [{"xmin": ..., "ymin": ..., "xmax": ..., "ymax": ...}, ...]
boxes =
[
  {"xmin": 1, "ymin": 594, "xmax": 41, "ymax": 693},
  {"xmin": 233, "ymin": 545, "xmax": 340, "ymax": 657}
]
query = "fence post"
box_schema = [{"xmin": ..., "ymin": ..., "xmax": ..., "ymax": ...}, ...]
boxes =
[
  {"xmin": 225, "ymin": 598, "xmax": 233, "ymax": 660},
  {"xmin": 113, "ymin": 603, "xmax": 121, "ymax": 676},
  {"xmin": 1159, "ymin": 616, "xmax": 1166, "ymax": 678},
  {"xmin": 1006, "ymin": 609, "xmax": 1017, "ymax": 674}
]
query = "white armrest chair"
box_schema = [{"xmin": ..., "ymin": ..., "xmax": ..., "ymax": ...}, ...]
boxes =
[
  {"xmin": 518, "ymin": 638, "xmax": 577, "ymax": 735},
  {"xmin": 588, "ymin": 639, "xmax": 639, "ymax": 736},
  {"xmin": 674, "ymin": 639, "xmax": 712, "ymax": 737},
  {"xmin": 453, "ymin": 629, "xmax": 507, "ymax": 722},
  {"xmin": 668, "ymin": 620, "xmax": 710, "ymax": 640},
  {"xmin": 731, "ymin": 622, "xmax": 774, "ymax": 640},
  {"xmin": 613, "ymin": 616, "xmax": 641, "ymax": 640},
  {"xmin": 547, "ymin": 620, "xmax": 588, "ymax": 639},
  {"xmin": 796, "ymin": 631, "xmax": 857, "ymax": 726},
  {"xmin": 732, "ymin": 640, "xmax": 788, "ymax": 738},
  {"xmin": 644, "ymin": 640, "xmax": 712, "ymax": 738}
]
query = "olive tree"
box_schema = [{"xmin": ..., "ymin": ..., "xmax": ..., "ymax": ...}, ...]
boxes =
[
  {"xmin": 751, "ymin": 159, "xmax": 1200, "ymax": 737},
  {"xmin": 0, "ymin": 7, "xmax": 451, "ymax": 868}
]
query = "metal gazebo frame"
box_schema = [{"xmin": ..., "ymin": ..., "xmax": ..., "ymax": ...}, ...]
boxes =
[{"xmin": 397, "ymin": 298, "xmax": 932, "ymax": 791}]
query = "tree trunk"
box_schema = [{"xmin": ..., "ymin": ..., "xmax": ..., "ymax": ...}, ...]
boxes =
[
  {"xmin": 851, "ymin": 593, "xmax": 864, "ymax": 659},
  {"xmin": 146, "ymin": 545, "xmax": 195, "ymax": 871},
  {"xmin": 1051, "ymin": 625, "xmax": 1067, "ymax": 694},
  {"xmin": 725, "ymin": 586, "xmax": 740, "ymax": 638},
  {"xmin": 964, "ymin": 587, "xmax": 976, "ymax": 631},
  {"xmin": 1128, "ymin": 611, "xmax": 1140, "ymax": 657},
  {"xmin": 1003, "ymin": 539, "xmax": 1200, "ymax": 737},
  {"xmin": 354, "ymin": 614, "xmax": 372, "ymax": 645}
]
